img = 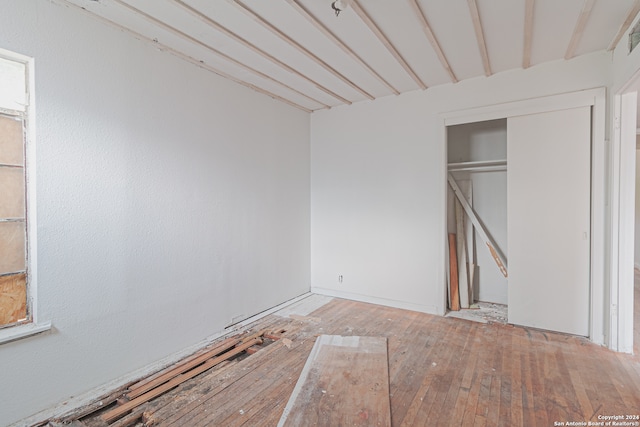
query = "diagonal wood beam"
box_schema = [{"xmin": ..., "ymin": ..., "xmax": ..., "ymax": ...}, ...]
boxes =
[
  {"xmin": 523, "ymin": 0, "xmax": 534, "ymax": 69},
  {"xmin": 467, "ymin": 0, "xmax": 492, "ymax": 76},
  {"xmin": 110, "ymin": 0, "xmax": 324, "ymax": 111},
  {"xmin": 284, "ymin": 0, "xmax": 400, "ymax": 95},
  {"xmin": 608, "ymin": 0, "xmax": 640, "ymax": 51},
  {"xmin": 59, "ymin": 1, "xmax": 312, "ymax": 113},
  {"xmin": 408, "ymin": 0, "xmax": 457, "ymax": 83},
  {"xmin": 230, "ymin": 0, "xmax": 373, "ymax": 102},
  {"xmin": 350, "ymin": 0, "xmax": 427, "ymax": 89},
  {"xmin": 565, "ymin": 0, "xmax": 596, "ymax": 60},
  {"xmin": 171, "ymin": 0, "xmax": 331, "ymax": 109},
  {"xmin": 449, "ymin": 174, "xmax": 507, "ymax": 278}
]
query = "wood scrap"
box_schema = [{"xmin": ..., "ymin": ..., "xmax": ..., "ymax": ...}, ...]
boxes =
[
  {"xmin": 281, "ymin": 338, "xmax": 293, "ymax": 349},
  {"xmin": 102, "ymin": 338, "xmax": 262, "ymax": 423},
  {"xmin": 108, "ymin": 404, "xmax": 148, "ymax": 427},
  {"xmin": 448, "ymin": 233, "xmax": 460, "ymax": 311},
  {"xmin": 240, "ymin": 329, "xmax": 269, "ymax": 344},
  {"xmin": 448, "ymin": 173, "xmax": 508, "ymax": 277},
  {"xmin": 462, "ymin": 180, "xmax": 476, "ymax": 304},
  {"xmin": 47, "ymin": 421, "xmax": 88, "ymax": 427},
  {"xmin": 264, "ymin": 333, "xmax": 283, "ymax": 341},
  {"xmin": 264, "ymin": 327, "xmax": 287, "ymax": 341},
  {"xmin": 60, "ymin": 386, "xmax": 130, "ymax": 423},
  {"xmin": 246, "ymin": 345, "xmax": 262, "ymax": 355},
  {"xmin": 127, "ymin": 337, "xmax": 241, "ymax": 399},
  {"xmin": 455, "ymin": 198, "xmax": 470, "ymax": 308},
  {"xmin": 128, "ymin": 336, "xmax": 240, "ymax": 394}
]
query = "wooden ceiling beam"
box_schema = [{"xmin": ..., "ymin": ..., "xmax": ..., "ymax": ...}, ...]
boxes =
[
  {"xmin": 565, "ymin": 0, "xmax": 596, "ymax": 60},
  {"xmin": 230, "ymin": 0, "xmax": 373, "ymax": 102},
  {"xmin": 59, "ymin": 1, "xmax": 312, "ymax": 113},
  {"xmin": 523, "ymin": 0, "xmax": 534, "ymax": 69},
  {"xmin": 171, "ymin": 0, "xmax": 331, "ymax": 109},
  {"xmin": 608, "ymin": 0, "xmax": 640, "ymax": 51},
  {"xmin": 349, "ymin": 0, "xmax": 427, "ymax": 90},
  {"xmin": 407, "ymin": 0, "xmax": 457, "ymax": 83},
  {"xmin": 467, "ymin": 0, "xmax": 492, "ymax": 76},
  {"xmin": 110, "ymin": 0, "xmax": 325, "ymax": 111},
  {"xmin": 284, "ymin": 0, "xmax": 400, "ymax": 95}
]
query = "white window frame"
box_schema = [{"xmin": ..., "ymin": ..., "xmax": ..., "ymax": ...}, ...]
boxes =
[{"xmin": 0, "ymin": 47, "xmax": 50, "ymax": 344}]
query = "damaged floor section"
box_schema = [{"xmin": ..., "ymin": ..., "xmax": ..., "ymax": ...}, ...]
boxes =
[
  {"xmin": 445, "ymin": 301, "xmax": 508, "ymax": 324},
  {"xmin": 41, "ymin": 294, "xmax": 640, "ymax": 426}
]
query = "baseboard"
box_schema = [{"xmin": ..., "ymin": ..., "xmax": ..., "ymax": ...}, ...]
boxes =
[
  {"xmin": 15, "ymin": 291, "xmax": 314, "ymax": 427},
  {"xmin": 310, "ymin": 287, "xmax": 439, "ymax": 315}
]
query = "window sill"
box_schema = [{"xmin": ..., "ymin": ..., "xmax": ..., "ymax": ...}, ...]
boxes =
[{"xmin": 0, "ymin": 321, "xmax": 52, "ymax": 345}]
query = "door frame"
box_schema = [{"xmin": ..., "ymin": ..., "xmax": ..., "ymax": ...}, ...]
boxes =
[
  {"xmin": 439, "ymin": 87, "xmax": 607, "ymax": 346},
  {"xmin": 610, "ymin": 89, "xmax": 637, "ymax": 353}
]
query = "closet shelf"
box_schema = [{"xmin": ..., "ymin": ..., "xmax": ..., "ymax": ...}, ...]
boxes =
[{"xmin": 448, "ymin": 159, "xmax": 507, "ymax": 172}]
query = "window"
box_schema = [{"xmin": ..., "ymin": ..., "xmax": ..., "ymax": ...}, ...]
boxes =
[{"xmin": 0, "ymin": 52, "xmax": 30, "ymax": 329}]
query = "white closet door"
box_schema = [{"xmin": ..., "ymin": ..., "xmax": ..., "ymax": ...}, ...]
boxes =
[{"xmin": 507, "ymin": 107, "xmax": 591, "ymax": 336}]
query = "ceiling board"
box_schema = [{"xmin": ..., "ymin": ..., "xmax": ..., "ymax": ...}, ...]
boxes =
[
  {"xmin": 61, "ymin": 0, "xmax": 640, "ymax": 112},
  {"xmin": 530, "ymin": 0, "xmax": 585, "ymax": 66},
  {"xmin": 357, "ymin": 0, "xmax": 449, "ymax": 88},
  {"xmin": 294, "ymin": 0, "xmax": 419, "ymax": 94},
  {"xmin": 480, "ymin": 0, "xmax": 525, "ymax": 73},
  {"xmin": 575, "ymin": 0, "xmax": 636, "ymax": 56},
  {"xmin": 416, "ymin": 0, "xmax": 485, "ymax": 82},
  {"xmin": 238, "ymin": 0, "xmax": 374, "ymax": 100}
]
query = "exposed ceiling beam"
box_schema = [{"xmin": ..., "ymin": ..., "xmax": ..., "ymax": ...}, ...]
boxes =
[
  {"xmin": 565, "ymin": 0, "xmax": 596, "ymax": 60},
  {"xmin": 608, "ymin": 0, "xmax": 640, "ymax": 51},
  {"xmin": 171, "ymin": 0, "xmax": 331, "ymax": 109},
  {"xmin": 284, "ymin": 0, "xmax": 400, "ymax": 95},
  {"xmin": 349, "ymin": 0, "xmax": 427, "ymax": 90},
  {"xmin": 110, "ymin": 0, "xmax": 326, "ymax": 111},
  {"xmin": 407, "ymin": 0, "xmax": 457, "ymax": 83},
  {"xmin": 523, "ymin": 0, "xmax": 534, "ymax": 69},
  {"xmin": 58, "ymin": 1, "xmax": 312, "ymax": 113},
  {"xmin": 467, "ymin": 0, "xmax": 492, "ymax": 76},
  {"xmin": 230, "ymin": 0, "xmax": 373, "ymax": 102}
]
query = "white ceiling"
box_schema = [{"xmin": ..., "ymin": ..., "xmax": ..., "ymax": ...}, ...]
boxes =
[{"xmin": 61, "ymin": 0, "xmax": 640, "ymax": 112}]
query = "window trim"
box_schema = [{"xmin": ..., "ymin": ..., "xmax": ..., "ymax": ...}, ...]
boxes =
[{"xmin": 0, "ymin": 47, "xmax": 51, "ymax": 344}]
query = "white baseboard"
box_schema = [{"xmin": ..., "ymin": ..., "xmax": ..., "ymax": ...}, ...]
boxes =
[
  {"xmin": 310, "ymin": 287, "xmax": 439, "ymax": 315},
  {"xmin": 15, "ymin": 291, "xmax": 313, "ymax": 427}
]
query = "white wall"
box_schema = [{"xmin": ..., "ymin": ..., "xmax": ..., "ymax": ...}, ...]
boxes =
[
  {"xmin": 311, "ymin": 51, "xmax": 611, "ymax": 315},
  {"xmin": 0, "ymin": 1, "xmax": 310, "ymax": 425},
  {"xmin": 636, "ymin": 145, "xmax": 640, "ymax": 269}
]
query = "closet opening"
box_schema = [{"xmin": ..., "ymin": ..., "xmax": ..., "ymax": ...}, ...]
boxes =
[{"xmin": 445, "ymin": 119, "xmax": 508, "ymax": 324}]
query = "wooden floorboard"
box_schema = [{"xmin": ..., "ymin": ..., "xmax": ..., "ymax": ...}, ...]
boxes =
[{"xmin": 80, "ymin": 293, "xmax": 640, "ymax": 427}]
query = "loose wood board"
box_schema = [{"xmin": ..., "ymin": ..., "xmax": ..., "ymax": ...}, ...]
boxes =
[{"xmin": 278, "ymin": 335, "xmax": 391, "ymax": 427}]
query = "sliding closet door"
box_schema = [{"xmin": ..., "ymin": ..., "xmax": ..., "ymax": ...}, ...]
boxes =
[{"xmin": 507, "ymin": 107, "xmax": 591, "ymax": 336}]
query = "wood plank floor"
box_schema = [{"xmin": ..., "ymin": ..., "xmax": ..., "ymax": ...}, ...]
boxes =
[{"xmin": 81, "ymin": 294, "xmax": 640, "ymax": 427}]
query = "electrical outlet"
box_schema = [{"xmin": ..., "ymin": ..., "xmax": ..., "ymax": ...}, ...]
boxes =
[{"xmin": 338, "ymin": 274, "xmax": 343, "ymax": 284}]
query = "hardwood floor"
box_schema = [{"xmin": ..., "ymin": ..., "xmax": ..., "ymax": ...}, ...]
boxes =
[{"xmin": 81, "ymin": 295, "xmax": 640, "ymax": 427}]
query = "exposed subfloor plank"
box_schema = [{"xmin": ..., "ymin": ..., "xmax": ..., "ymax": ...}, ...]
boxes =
[{"xmin": 79, "ymin": 295, "xmax": 640, "ymax": 426}]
